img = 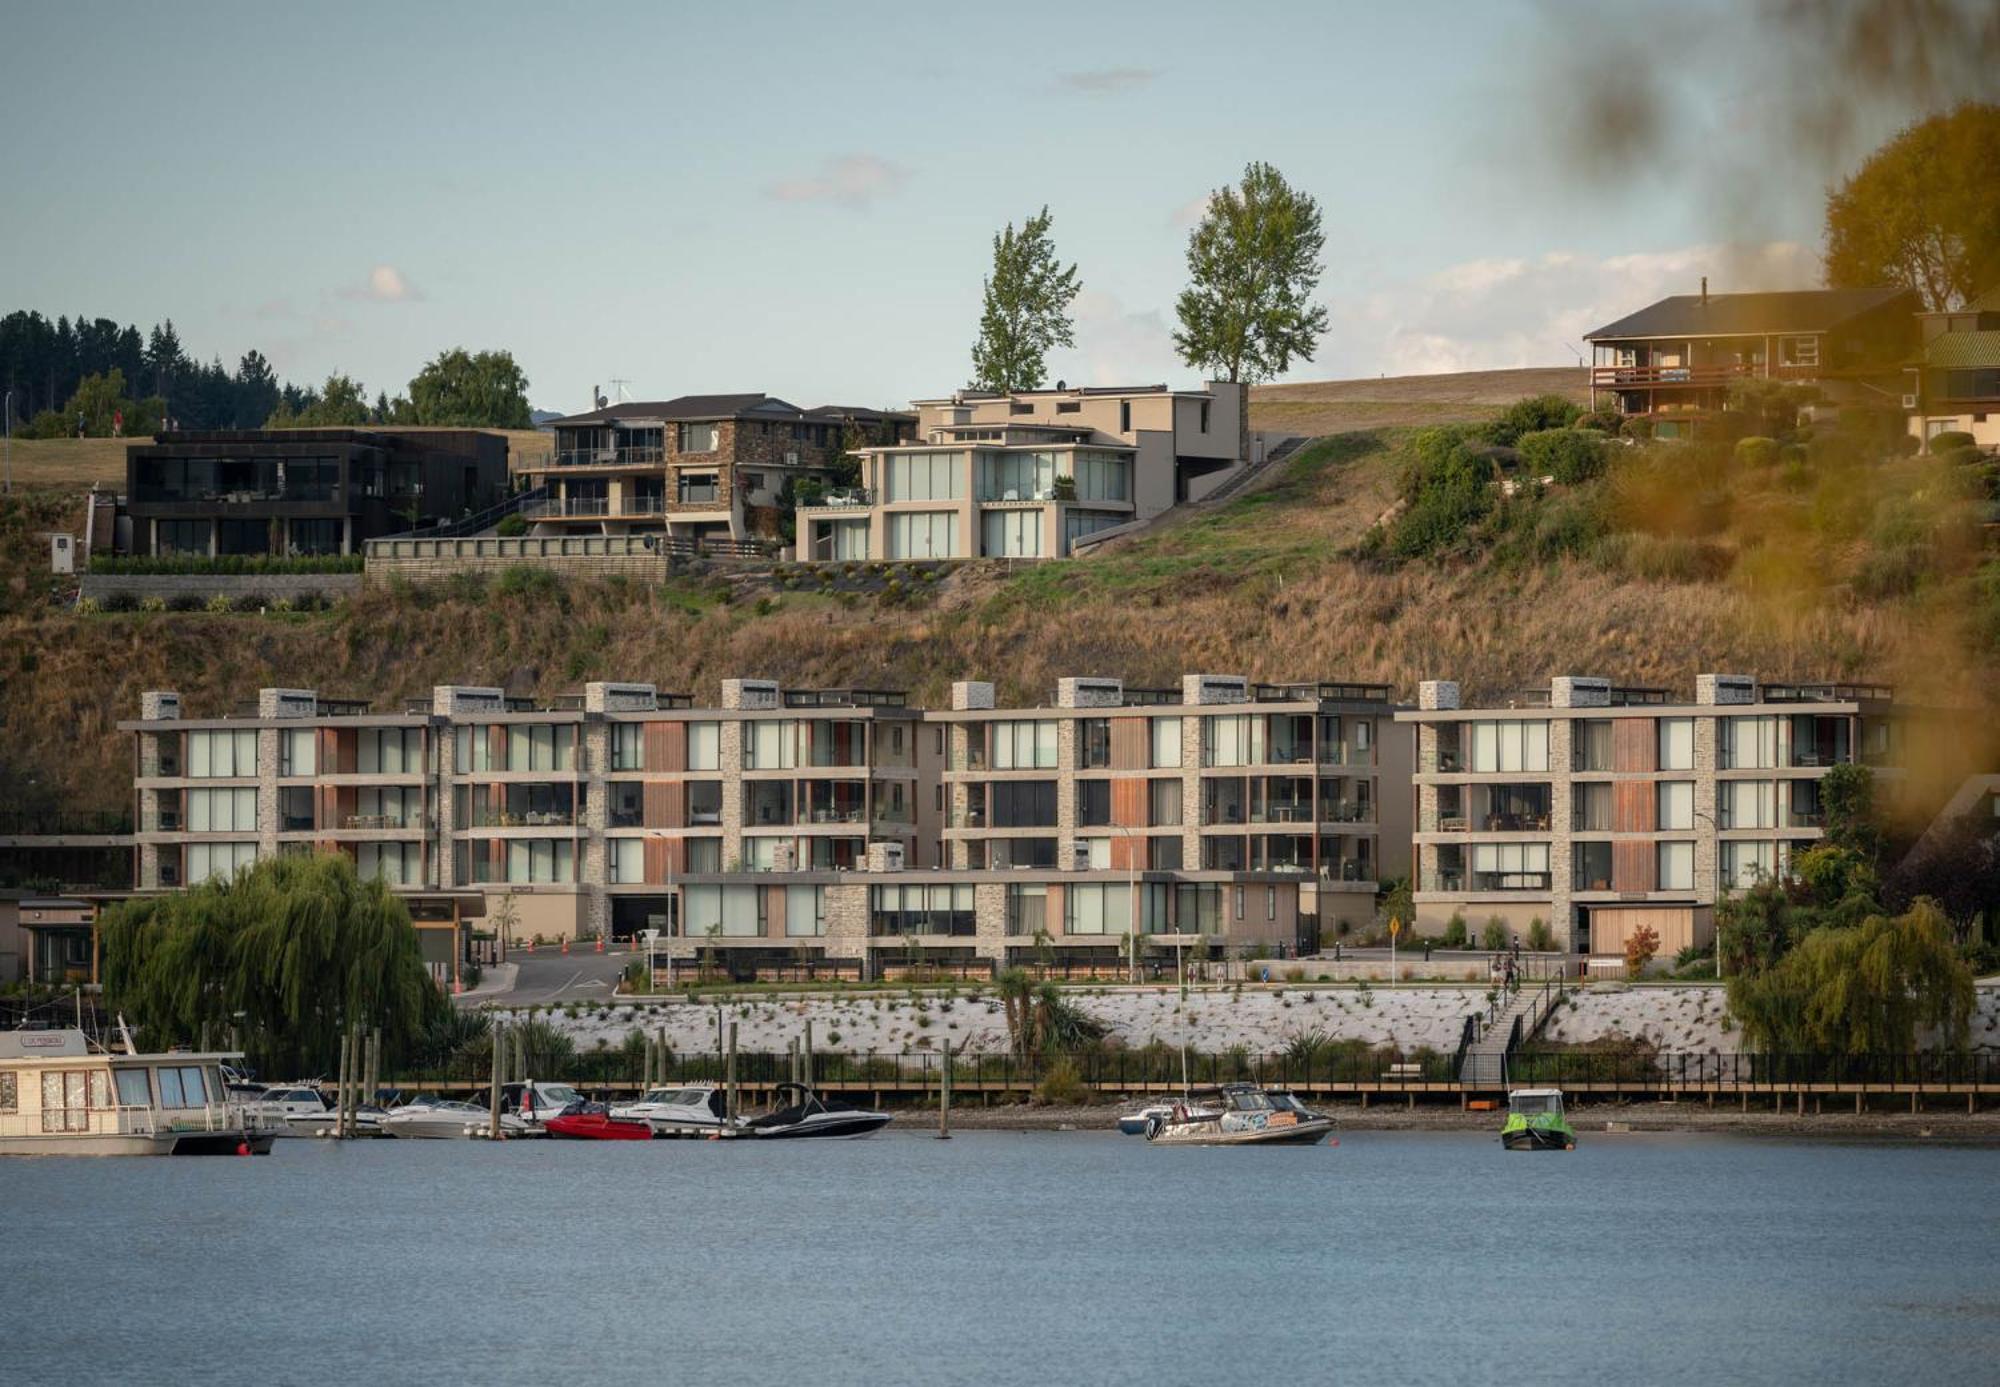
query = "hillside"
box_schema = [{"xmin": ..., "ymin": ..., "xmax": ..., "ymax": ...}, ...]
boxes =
[
  {"xmin": 1250, "ymin": 366, "xmax": 1588, "ymax": 435},
  {"xmin": 6, "ymin": 389, "xmax": 1995, "ymax": 821}
]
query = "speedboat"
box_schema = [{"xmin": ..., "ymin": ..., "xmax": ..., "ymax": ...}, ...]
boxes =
[
  {"xmin": 743, "ymin": 1083, "xmax": 892, "ymax": 1139},
  {"xmin": 1117, "ymin": 1099, "xmax": 1218, "ymax": 1135},
  {"xmin": 379, "ymin": 1097, "xmax": 527, "ymax": 1140},
  {"xmin": 1144, "ymin": 1084, "xmax": 1337, "ymax": 1146},
  {"xmin": 544, "ymin": 1102, "xmax": 653, "ymax": 1140},
  {"xmin": 1501, "ymin": 1088, "xmax": 1576, "ymax": 1151},
  {"xmin": 250, "ymin": 1084, "xmax": 329, "ymax": 1136},
  {"xmin": 500, "ymin": 1080, "xmax": 585, "ymax": 1135},
  {"xmin": 619, "ymin": 1084, "xmax": 736, "ymax": 1138}
]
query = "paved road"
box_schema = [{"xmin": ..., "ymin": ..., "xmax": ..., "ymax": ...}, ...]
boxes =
[{"xmin": 461, "ymin": 948, "xmax": 631, "ymax": 1007}]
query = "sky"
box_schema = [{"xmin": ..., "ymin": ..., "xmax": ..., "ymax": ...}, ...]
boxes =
[{"xmin": 0, "ymin": 0, "xmax": 1954, "ymax": 413}]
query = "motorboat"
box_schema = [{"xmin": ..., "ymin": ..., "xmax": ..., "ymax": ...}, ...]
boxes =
[
  {"xmin": 544, "ymin": 1102, "xmax": 653, "ymax": 1140},
  {"xmin": 288, "ymin": 1098, "xmax": 390, "ymax": 1139},
  {"xmin": 743, "ymin": 1083, "xmax": 892, "ymax": 1140},
  {"xmin": 1117, "ymin": 1099, "xmax": 1218, "ymax": 1135},
  {"xmin": 618, "ymin": 1084, "xmax": 737, "ymax": 1139},
  {"xmin": 1143, "ymin": 1083, "xmax": 1337, "ymax": 1146},
  {"xmin": 249, "ymin": 1084, "xmax": 327, "ymax": 1135},
  {"xmin": 500, "ymin": 1080, "xmax": 586, "ymax": 1135},
  {"xmin": 0, "ymin": 1028, "xmax": 278, "ymax": 1156},
  {"xmin": 379, "ymin": 1096, "xmax": 527, "ymax": 1140},
  {"xmin": 1501, "ymin": 1088, "xmax": 1576, "ymax": 1151}
]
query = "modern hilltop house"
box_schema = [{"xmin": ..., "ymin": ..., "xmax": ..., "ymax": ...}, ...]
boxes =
[
  {"xmin": 122, "ymin": 428, "xmax": 509, "ymax": 557},
  {"xmin": 1906, "ymin": 286, "xmax": 2000, "ymax": 450},
  {"xmin": 1397, "ymin": 674, "xmax": 1924, "ymax": 962},
  {"xmin": 120, "ymin": 669, "xmax": 1397, "ymax": 980},
  {"xmin": 520, "ymin": 393, "xmax": 914, "ymax": 547},
  {"xmin": 792, "ymin": 380, "xmax": 1248, "ymax": 562},
  {"xmin": 1585, "ymin": 283, "xmax": 1921, "ymax": 436}
]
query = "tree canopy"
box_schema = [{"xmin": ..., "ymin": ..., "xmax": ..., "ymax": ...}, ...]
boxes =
[
  {"xmin": 100, "ymin": 852, "xmax": 444, "ymax": 1073},
  {"xmin": 267, "ymin": 372, "xmax": 372, "ymax": 428},
  {"xmin": 1173, "ymin": 161, "xmax": 1329, "ymax": 384},
  {"xmin": 1825, "ymin": 102, "xmax": 2000, "ymax": 310},
  {"xmin": 405, "ymin": 347, "xmax": 533, "ymax": 428},
  {"xmin": 970, "ymin": 207, "xmax": 1081, "ymax": 393}
]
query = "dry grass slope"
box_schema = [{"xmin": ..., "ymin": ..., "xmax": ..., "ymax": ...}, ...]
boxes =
[{"xmin": 1250, "ymin": 366, "xmax": 1588, "ymax": 436}]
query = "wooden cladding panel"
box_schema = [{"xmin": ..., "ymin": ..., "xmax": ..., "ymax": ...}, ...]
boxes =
[
  {"xmin": 643, "ymin": 780, "xmax": 685, "ymax": 830},
  {"xmin": 1611, "ymin": 718, "xmax": 1656, "ymax": 773},
  {"xmin": 644, "ymin": 722, "xmax": 685, "ymax": 773},
  {"xmin": 1611, "ymin": 840, "xmax": 1656, "ymax": 893},
  {"xmin": 765, "ymin": 885, "xmax": 787, "ymax": 939},
  {"xmin": 1109, "ymin": 778, "xmax": 1147, "ymax": 828},
  {"xmin": 1109, "ymin": 718, "xmax": 1149, "ymax": 772},
  {"xmin": 1610, "ymin": 781, "xmax": 1655, "ymax": 834},
  {"xmin": 1108, "ymin": 835, "xmax": 1145, "ymax": 872}
]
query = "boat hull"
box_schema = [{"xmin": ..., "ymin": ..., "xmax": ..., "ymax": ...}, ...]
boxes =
[
  {"xmin": 1501, "ymin": 1124, "xmax": 1576, "ymax": 1151},
  {"xmin": 751, "ymin": 1112, "xmax": 893, "ymax": 1139},
  {"xmin": 0, "ymin": 1129, "xmax": 274, "ymax": 1157},
  {"xmin": 1146, "ymin": 1116, "xmax": 1336, "ymax": 1147},
  {"xmin": 545, "ymin": 1114, "xmax": 653, "ymax": 1141}
]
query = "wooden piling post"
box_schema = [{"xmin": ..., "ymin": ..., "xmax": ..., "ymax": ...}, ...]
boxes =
[
  {"xmin": 488, "ymin": 1021, "xmax": 505, "ymax": 1140},
  {"xmin": 334, "ymin": 1022, "xmax": 352, "ymax": 1140},
  {"xmin": 803, "ymin": 1020, "xmax": 814, "ymax": 1089},
  {"xmin": 726, "ymin": 1022, "xmax": 739, "ymax": 1125},
  {"xmin": 367, "ymin": 1026, "xmax": 381, "ymax": 1111}
]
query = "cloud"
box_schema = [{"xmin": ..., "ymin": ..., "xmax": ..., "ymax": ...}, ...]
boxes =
[
  {"xmin": 1313, "ymin": 241, "xmax": 1820, "ymax": 378},
  {"xmin": 338, "ymin": 264, "xmax": 422, "ymax": 303},
  {"xmin": 765, "ymin": 155, "xmax": 909, "ymax": 210},
  {"xmin": 1169, "ymin": 191, "xmax": 1216, "ymax": 229},
  {"xmin": 1048, "ymin": 289, "xmax": 1180, "ymax": 388},
  {"xmin": 1054, "ymin": 68, "xmax": 1158, "ymax": 95}
]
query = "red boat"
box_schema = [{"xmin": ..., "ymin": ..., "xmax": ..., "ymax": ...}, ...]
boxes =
[{"xmin": 543, "ymin": 1110, "xmax": 652, "ymax": 1140}]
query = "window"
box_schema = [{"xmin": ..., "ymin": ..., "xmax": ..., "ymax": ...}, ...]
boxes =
[
  {"xmin": 684, "ymin": 837, "xmax": 722, "ymax": 873},
  {"xmin": 1079, "ymin": 718, "xmax": 1111, "ymax": 769},
  {"xmin": 1657, "ymin": 718, "xmax": 1694, "ymax": 771},
  {"xmin": 157, "ymin": 519, "xmax": 209, "ymax": 555},
  {"xmin": 685, "ymin": 884, "xmax": 762, "ymax": 937},
  {"xmin": 611, "ymin": 724, "xmax": 643, "ymax": 771},
  {"xmin": 981, "ymin": 507, "xmax": 1043, "ymax": 557},
  {"xmin": 1150, "ymin": 717, "xmax": 1182, "ymax": 768},
  {"xmin": 188, "ymin": 841, "xmax": 257, "ymax": 882},
  {"xmin": 886, "ymin": 510, "xmax": 957, "ymax": 559},
  {"xmin": 609, "ymin": 838, "xmax": 645, "ymax": 884},
  {"xmin": 1062, "ymin": 510, "xmax": 1125, "ymax": 551},
  {"xmin": 1148, "ymin": 836, "xmax": 1183, "ymax": 869},
  {"xmin": 1574, "ymin": 720, "xmax": 1613, "ymax": 771},
  {"xmin": 1656, "ymin": 841, "xmax": 1694, "ymax": 891},
  {"xmin": 1077, "ymin": 780, "xmax": 1111, "ymax": 827},
  {"xmin": 1065, "ymin": 882, "xmax": 1163, "ymax": 935},
  {"xmin": 978, "ymin": 450, "xmax": 1055, "ymax": 501},
  {"xmin": 1198, "ymin": 400, "xmax": 1211, "ymax": 432},
  {"xmin": 1056, "ymin": 401, "xmax": 1081, "ymax": 414},
  {"xmin": 1073, "ymin": 451, "xmax": 1130, "ymax": 502},
  {"xmin": 741, "ymin": 472, "xmax": 764, "ymax": 493},
  {"xmin": 188, "ymin": 729, "xmax": 258, "ymax": 778},
  {"xmin": 1656, "ymin": 781, "xmax": 1694, "ymax": 831},
  {"xmin": 359, "ymin": 728, "xmax": 424, "ymax": 774},
  {"xmin": 745, "ymin": 720, "xmax": 796, "ymax": 770},
  {"xmin": 356, "ymin": 842, "xmax": 420, "ymax": 884},
  {"xmin": 1119, "ymin": 401, "xmax": 1131, "ymax": 432},
  {"xmin": 279, "ymin": 728, "xmax": 316, "ymax": 777},
  {"xmin": 785, "ymin": 886, "xmax": 826, "ymax": 937},
  {"xmin": 1721, "ymin": 841, "xmax": 1780, "ymax": 890},
  {"xmin": 1466, "ymin": 720, "xmax": 1550, "ymax": 773},
  {"xmin": 992, "ymin": 780, "xmax": 1058, "ymax": 828},
  {"xmin": 1005, "ymin": 883, "xmax": 1047, "ymax": 935},
  {"xmin": 1721, "ymin": 780, "xmax": 1777, "ymax": 830},
  {"xmin": 871, "ymin": 884, "xmax": 975, "ymax": 935},
  {"xmin": 187, "ymin": 787, "xmax": 256, "ymax": 833},
  {"xmin": 677, "ymin": 421, "xmax": 718, "ymax": 453},
  {"xmin": 1573, "ymin": 781, "xmax": 1612, "ymax": 831},
  {"xmin": 1202, "ymin": 715, "xmax": 1265, "ymax": 767},
  {"xmin": 1721, "ymin": 716, "xmax": 1778, "ymax": 770},
  {"xmin": 1778, "ymin": 335, "xmax": 1819, "ymax": 368},
  {"xmin": 686, "ymin": 722, "xmax": 720, "ymax": 770},
  {"xmin": 507, "ymin": 725, "xmax": 576, "ymax": 773},
  {"xmin": 505, "ymin": 839, "xmax": 575, "ymax": 883},
  {"xmin": 884, "ymin": 451, "xmax": 965, "ymax": 502},
  {"xmin": 1470, "ymin": 842, "xmax": 1550, "ymax": 886},
  {"xmin": 0, "ymin": 1071, "xmax": 14, "ymax": 1112},
  {"xmin": 1174, "ymin": 882, "xmax": 1222, "ymax": 933},
  {"xmin": 988, "ymin": 837, "xmax": 1057, "ymax": 868},
  {"xmin": 113, "ymin": 1069, "xmax": 150, "ymax": 1108},
  {"xmin": 991, "ymin": 720, "xmax": 1058, "ymax": 769},
  {"xmin": 1149, "ymin": 778, "xmax": 1183, "ymax": 827}
]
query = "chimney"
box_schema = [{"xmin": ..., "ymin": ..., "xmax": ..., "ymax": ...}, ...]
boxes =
[{"xmin": 1700, "ymin": 276, "xmax": 1708, "ymax": 306}]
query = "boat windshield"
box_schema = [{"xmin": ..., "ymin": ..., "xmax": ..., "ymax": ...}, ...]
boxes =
[
  {"xmin": 538, "ymin": 1085, "xmax": 581, "ymax": 1107},
  {"xmin": 663, "ymin": 1088, "xmax": 711, "ymax": 1107},
  {"xmin": 1511, "ymin": 1093, "xmax": 1562, "ymax": 1115},
  {"xmin": 1226, "ymin": 1090, "xmax": 1274, "ymax": 1111}
]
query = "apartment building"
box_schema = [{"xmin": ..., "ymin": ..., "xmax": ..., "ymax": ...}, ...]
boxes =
[
  {"xmin": 928, "ymin": 674, "xmax": 1409, "ymax": 945},
  {"xmin": 792, "ymin": 380, "xmax": 1247, "ymax": 562},
  {"xmin": 1398, "ymin": 674, "xmax": 1907, "ymax": 959},
  {"xmin": 520, "ymin": 394, "xmax": 915, "ymax": 546},
  {"xmin": 1584, "ymin": 284, "xmax": 1920, "ymax": 435},
  {"xmin": 123, "ymin": 427, "xmax": 509, "ymax": 556},
  {"xmin": 122, "ymin": 680, "xmax": 935, "ymax": 970}
]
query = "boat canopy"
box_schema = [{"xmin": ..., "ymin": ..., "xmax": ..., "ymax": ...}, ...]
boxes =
[{"xmin": 1508, "ymin": 1089, "xmax": 1565, "ymax": 1115}]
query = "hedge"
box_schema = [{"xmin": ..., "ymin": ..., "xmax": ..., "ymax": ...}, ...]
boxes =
[
  {"xmin": 87, "ymin": 553, "xmax": 363, "ymax": 575},
  {"xmin": 1517, "ymin": 427, "xmax": 1607, "ymax": 484}
]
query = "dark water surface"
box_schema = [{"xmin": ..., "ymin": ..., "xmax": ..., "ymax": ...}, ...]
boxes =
[{"xmin": 3, "ymin": 1130, "xmax": 1997, "ymax": 1385}]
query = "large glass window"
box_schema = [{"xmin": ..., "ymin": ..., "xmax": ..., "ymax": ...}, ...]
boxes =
[
  {"xmin": 505, "ymin": 839, "xmax": 575, "ymax": 883},
  {"xmin": 687, "ymin": 722, "xmax": 720, "ymax": 771},
  {"xmin": 978, "ymin": 451, "xmax": 1055, "ymax": 501},
  {"xmin": 886, "ymin": 510, "xmax": 958, "ymax": 559},
  {"xmin": 358, "ymin": 727, "xmax": 423, "ymax": 774},
  {"xmin": 1721, "ymin": 716, "xmax": 1779, "ymax": 770},
  {"xmin": 676, "ymin": 421, "xmax": 719, "ymax": 453},
  {"xmin": 1150, "ymin": 717, "xmax": 1182, "ymax": 768},
  {"xmin": 1656, "ymin": 781, "xmax": 1694, "ymax": 832},
  {"xmin": 1469, "ymin": 842, "xmax": 1550, "ymax": 888},
  {"xmin": 745, "ymin": 720, "xmax": 797, "ymax": 770},
  {"xmin": 610, "ymin": 724, "xmax": 643, "ymax": 771},
  {"xmin": 278, "ymin": 729, "xmax": 316, "ymax": 777},
  {"xmin": 1657, "ymin": 718, "xmax": 1695, "ymax": 771},
  {"xmin": 156, "ymin": 519, "xmax": 209, "ymax": 555},
  {"xmin": 1657, "ymin": 840, "xmax": 1694, "ymax": 891},
  {"xmin": 1466, "ymin": 720, "xmax": 1550, "ymax": 773},
  {"xmin": 1202, "ymin": 715, "xmax": 1265, "ymax": 767},
  {"xmin": 992, "ymin": 780, "xmax": 1058, "ymax": 828},
  {"xmin": 1149, "ymin": 778, "xmax": 1183, "ymax": 827},
  {"xmin": 685, "ymin": 884, "xmax": 761, "ymax": 937},
  {"xmin": 1721, "ymin": 780, "xmax": 1777, "ymax": 830},
  {"xmin": 1721, "ymin": 840, "xmax": 1781, "ymax": 890},
  {"xmin": 1062, "ymin": 510, "xmax": 1124, "ymax": 551},
  {"xmin": 608, "ymin": 837, "xmax": 645, "ymax": 884},
  {"xmin": 188, "ymin": 841, "xmax": 258, "ymax": 882},
  {"xmin": 187, "ymin": 787, "xmax": 256, "ymax": 833},
  {"xmin": 1574, "ymin": 720, "xmax": 1613, "ymax": 772},
  {"xmin": 506, "ymin": 725, "xmax": 576, "ymax": 773},
  {"xmin": 991, "ymin": 720, "xmax": 1058, "ymax": 769},
  {"xmin": 785, "ymin": 886, "xmax": 826, "ymax": 937},
  {"xmin": 188, "ymin": 729, "xmax": 258, "ymax": 778},
  {"xmin": 981, "ymin": 508, "xmax": 1043, "ymax": 558},
  {"xmin": 870, "ymin": 884, "xmax": 975, "ymax": 935},
  {"xmin": 356, "ymin": 842, "xmax": 421, "ymax": 884},
  {"xmin": 1073, "ymin": 450, "xmax": 1131, "ymax": 502},
  {"xmin": 884, "ymin": 451, "xmax": 965, "ymax": 502}
]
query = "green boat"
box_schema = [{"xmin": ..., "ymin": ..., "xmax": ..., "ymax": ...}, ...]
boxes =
[{"xmin": 1501, "ymin": 1088, "xmax": 1576, "ymax": 1151}]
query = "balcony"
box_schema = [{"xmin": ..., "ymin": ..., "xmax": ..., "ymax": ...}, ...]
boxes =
[
  {"xmin": 521, "ymin": 497, "xmax": 611, "ymax": 519},
  {"xmin": 546, "ymin": 446, "xmax": 667, "ymax": 469},
  {"xmin": 802, "ymin": 488, "xmax": 875, "ymax": 509},
  {"xmin": 471, "ymin": 810, "xmax": 576, "ymax": 828},
  {"xmin": 342, "ymin": 814, "xmax": 416, "ymax": 830}
]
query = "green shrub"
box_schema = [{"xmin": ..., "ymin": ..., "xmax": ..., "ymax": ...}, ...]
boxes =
[
  {"xmin": 86, "ymin": 553, "xmax": 362, "ymax": 576},
  {"xmin": 231, "ymin": 592, "xmax": 266, "ymax": 613},
  {"xmin": 1517, "ymin": 427, "xmax": 1607, "ymax": 484},
  {"xmin": 495, "ymin": 565, "xmax": 558, "ymax": 599},
  {"xmin": 1733, "ymin": 436, "xmax": 1779, "ymax": 468},
  {"xmin": 1482, "ymin": 393, "xmax": 1582, "ymax": 447},
  {"xmin": 1442, "ymin": 912, "xmax": 1468, "ymax": 948},
  {"xmin": 206, "ymin": 594, "xmax": 233, "ymax": 614},
  {"xmin": 495, "ymin": 512, "xmax": 529, "ymax": 537},
  {"xmin": 1620, "ymin": 416, "xmax": 1654, "ymax": 440},
  {"xmin": 100, "ymin": 590, "xmax": 139, "ymax": 612},
  {"xmin": 138, "ymin": 595, "xmax": 167, "ymax": 613},
  {"xmin": 1574, "ymin": 409, "xmax": 1623, "ymax": 433},
  {"xmin": 1526, "ymin": 917, "xmax": 1554, "ymax": 951},
  {"xmin": 1927, "ymin": 430, "xmax": 1975, "ymax": 454},
  {"xmin": 1480, "ymin": 917, "xmax": 1510, "ymax": 951}
]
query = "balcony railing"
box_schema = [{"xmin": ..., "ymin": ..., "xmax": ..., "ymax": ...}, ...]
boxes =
[
  {"xmin": 1421, "ymin": 870, "xmax": 1552, "ymax": 893},
  {"xmin": 1591, "ymin": 363, "xmax": 1822, "ymax": 389},
  {"xmin": 547, "ymin": 447, "xmax": 667, "ymax": 468},
  {"xmin": 802, "ymin": 488, "xmax": 874, "ymax": 509},
  {"xmin": 471, "ymin": 810, "xmax": 577, "ymax": 828},
  {"xmin": 521, "ymin": 497, "xmax": 611, "ymax": 519},
  {"xmin": 341, "ymin": 814, "xmax": 417, "ymax": 830}
]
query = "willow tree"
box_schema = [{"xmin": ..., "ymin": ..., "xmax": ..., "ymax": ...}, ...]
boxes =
[
  {"xmin": 100, "ymin": 852, "xmax": 444, "ymax": 1073},
  {"xmin": 1726, "ymin": 899, "xmax": 1975, "ymax": 1054}
]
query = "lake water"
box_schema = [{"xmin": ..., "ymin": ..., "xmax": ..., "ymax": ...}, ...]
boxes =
[{"xmin": 3, "ymin": 1130, "xmax": 1996, "ymax": 1385}]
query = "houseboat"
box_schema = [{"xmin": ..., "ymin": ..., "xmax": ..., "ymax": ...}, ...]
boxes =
[{"xmin": 0, "ymin": 1029, "xmax": 278, "ymax": 1156}]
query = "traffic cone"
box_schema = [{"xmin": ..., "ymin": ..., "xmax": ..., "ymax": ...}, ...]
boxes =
[
  {"xmin": 561, "ymin": 937, "xmax": 569, "ymax": 955},
  {"xmin": 595, "ymin": 935, "xmax": 604, "ymax": 954}
]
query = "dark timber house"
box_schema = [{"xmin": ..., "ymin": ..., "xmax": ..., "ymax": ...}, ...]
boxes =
[{"xmin": 124, "ymin": 428, "xmax": 509, "ymax": 557}]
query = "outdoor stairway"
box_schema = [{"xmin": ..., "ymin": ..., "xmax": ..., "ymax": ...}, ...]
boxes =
[
  {"xmin": 1458, "ymin": 973, "xmax": 1563, "ymax": 1089},
  {"xmin": 1196, "ymin": 433, "xmax": 1310, "ymax": 507}
]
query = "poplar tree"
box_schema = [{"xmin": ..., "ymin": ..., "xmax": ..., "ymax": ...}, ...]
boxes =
[
  {"xmin": 969, "ymin": 206, "xmax": 1081, "ymax": 393},
  {"xmin": 1174, "ymin": 161, "xmax": 1329, "ymax": 383}
]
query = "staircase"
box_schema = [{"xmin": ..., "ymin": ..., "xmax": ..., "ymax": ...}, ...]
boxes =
[
  {"xmin": 382, "ymin": 484, "xmax": 549, "ymax": 541},
  {"xmin": 1458, "ymin": 967, "xmax": 1567, "ymax": 1089},
  {"xmin": 1196, "ymin": 433, "xmax": 1311, "ymax": 507}
]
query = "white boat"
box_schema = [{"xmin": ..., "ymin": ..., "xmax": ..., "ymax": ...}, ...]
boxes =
[
  {"xmin": 0, "ymin": 1029, "xmax": 279, "ymax": 1157},
  {"xmin": 620, "ymin": 1084, "xmax": 735, "ymax": 1138},
  {"xmin": 379, "ymin": 1096, "xmax": 528, "ymax": 1140},
  {"xmin": 1143, "ymin": 1084, "xmax": 1337, "ymax": 1147},
  {"xmin": 500, "ymin": 1080, "xmax": 585, "ymax": 1135},
  {"xmin": 1117, "ymin": 1100, "xmax": 1219, "ymax": 1135},
  {"xmin": 743, "ymin": 1083, "xmax": 893, "ymax": 1140}
]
